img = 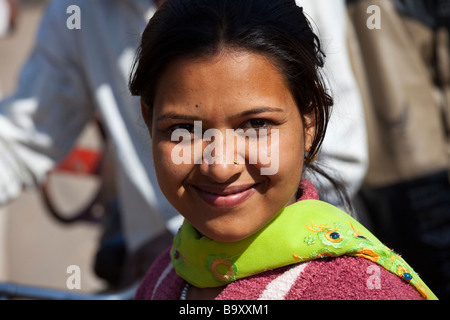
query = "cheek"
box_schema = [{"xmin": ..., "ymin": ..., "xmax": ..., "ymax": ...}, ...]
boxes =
[
  {"xmin": 152, "ymin": 141, "xmax": 188, "ymax": 195},
  {"xmin": 281, "ymin": 130, "xmax": 304, "ymax": 167},
  {"xmin": 243, "ymin": 128, "xmax": 304, "ymax": 189},
  {"xmin": 274, "ymin": 129, "xmax": 304, "ymax": 188}
]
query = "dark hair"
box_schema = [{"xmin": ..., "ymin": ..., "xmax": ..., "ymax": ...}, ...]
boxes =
[{"xmin": 129, "ymin": 0, "xmax": 352, "ymax": 210}]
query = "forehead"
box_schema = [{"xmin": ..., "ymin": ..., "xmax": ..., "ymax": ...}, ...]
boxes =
[{"xmin": 153, "ymin": 49, "xmax": 297, "ymax": 118}]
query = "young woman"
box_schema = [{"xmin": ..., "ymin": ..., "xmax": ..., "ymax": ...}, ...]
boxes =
[{"xmin": 129, "ymin": 0, "xmax": 437, "ymax": 300}]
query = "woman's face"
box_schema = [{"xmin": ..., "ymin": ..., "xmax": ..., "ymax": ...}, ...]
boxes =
[{"xmin": 145, "ymin": 49, "xmax": 315, "ymax": 242}]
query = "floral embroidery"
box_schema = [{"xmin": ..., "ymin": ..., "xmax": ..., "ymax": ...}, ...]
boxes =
[
  {"xmin": 206, "ymin": 255, "xmax": 238, "ymax": 282},
  {"xmin": 303, "ymin": 236, "xmax": 315, "ymax": 246},
  {"xmin": 305, "ymin": 221, "xmax": 348, "ymax": 249},
  {"xmin": 300, "ymin": 219, "xmax": 429, "ymax": 299}
]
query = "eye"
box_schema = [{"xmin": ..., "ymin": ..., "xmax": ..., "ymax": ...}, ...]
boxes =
[
  {"xmin": 168, "ymin": 123, "xmax": 195, "ymax": 133},
  {"xmin": 249, "ymin": 119, "xmax": 267, "ymax": 129},
  {"xmin": 241, "ymin": 119, "xmax": 274, "ymax": 131}
]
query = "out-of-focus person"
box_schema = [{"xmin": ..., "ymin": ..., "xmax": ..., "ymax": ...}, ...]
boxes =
[{"xmin": 347, "ymin": 0, "xmax": 450, "ymax": 299}]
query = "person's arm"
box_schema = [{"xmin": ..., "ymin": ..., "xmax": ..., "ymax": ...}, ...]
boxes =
[{"xmin": 0, "ymin": 0, "xmax": 95, "ymax": 204}]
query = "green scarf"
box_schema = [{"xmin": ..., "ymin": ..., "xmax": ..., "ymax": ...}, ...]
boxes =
[{"xmin": 171, "ymin": 200, "xmax": 437, "ymax": 300}]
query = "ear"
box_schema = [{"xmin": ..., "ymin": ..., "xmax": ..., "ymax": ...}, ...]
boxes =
[
  {"xmin": 303, "ymin": 112, "xmax": 316, "ymax": 152},
  {"xmin": 140, "ymin": 98, "xmax": 153, "ymax": 137}
]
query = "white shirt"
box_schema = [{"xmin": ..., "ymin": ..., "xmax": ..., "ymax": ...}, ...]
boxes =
[{"xmin": 297, "ymin": 0, "xmax": 368, "ymax": 208}]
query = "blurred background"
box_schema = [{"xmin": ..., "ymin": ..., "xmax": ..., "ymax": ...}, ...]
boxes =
[{"xmin": 0, "ymin": 0, "xmax": 106, "ymax": 294}]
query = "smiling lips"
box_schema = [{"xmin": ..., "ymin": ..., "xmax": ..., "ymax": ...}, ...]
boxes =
[{"xmin": 192, "ymin": 184, "xmax": 258, "ymax": 209}]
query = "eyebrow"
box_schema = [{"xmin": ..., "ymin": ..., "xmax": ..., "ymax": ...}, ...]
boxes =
[
  {"xmin": 156, "ymin": 107, "xmax": 284, "ymax": 122},
  {"xmin": 156, "ymin": 113, "xmax": 199, "ymax": 122},
  {"xmin": 232, "ymin": 107, "xmax": 284, "ymax": 119}
]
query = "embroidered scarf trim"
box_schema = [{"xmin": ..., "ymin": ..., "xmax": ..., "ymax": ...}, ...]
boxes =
[{"xmin": 171, "ymin": 199, "xmax": 437, "ymax": 300}]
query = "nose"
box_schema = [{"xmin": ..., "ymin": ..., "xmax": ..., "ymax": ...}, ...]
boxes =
[
  {"xmin": 197, "ymin": 135, "xmax": 245, "ymax": 183},
  {"xmin": 199, "ymin": 159, "xmax": 244, "ymax": 183}
]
